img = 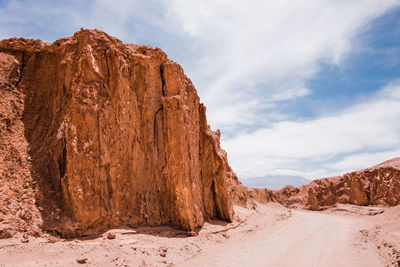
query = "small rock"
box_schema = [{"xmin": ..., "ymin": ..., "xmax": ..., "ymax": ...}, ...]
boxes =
[
  {"xmin": 107, "ymin": 232, "xmax": 116, "ymax": 239},
  {"xmin": 21, "ymin": 238, "xmax": 29, "ymax": 243},
  {"xmin": 76, "ymin": 258, "xmax": 88, "ymax": 264},
  {"xmin": 47, "ymin": 236, "xmax": 59, "ymax": 243},
  {"xmin": 188, "ymin": 231, "xmax": 197, "ymax": 236},
  {"xmin": 32, "ymin": 231, "xmax": 41, "ymax": 237},
  {"xmin": 0, "ymin": 229, "xmax": 13, "ymax": 239},
  {"xmin": 158, "ymin": 247, "xmax": 168, "ymax": 257}
]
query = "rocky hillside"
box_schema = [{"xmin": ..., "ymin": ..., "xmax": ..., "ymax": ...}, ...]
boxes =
[
  {"xmin": 0, "ymin": 29, "xmax": 241, "ymax": 238},
  {"xmin": 250, "ymin": 158, "xmax": 400, "ymax": 210}
]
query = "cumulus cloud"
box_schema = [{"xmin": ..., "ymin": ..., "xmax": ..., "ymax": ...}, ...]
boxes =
[
  {"xmin": 224, "ymin": 82, "xmax": 400, "ymax": 179},
  {"xmin": 166, "ymin": 0, "xmax": 399, "ymax": 131},
  {"xmin": 325, "ymin": 149, "xmax": 400, "ymax": 173}
]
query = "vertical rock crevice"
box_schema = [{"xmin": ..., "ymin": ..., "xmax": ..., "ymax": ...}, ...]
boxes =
[
  {"xmin": 15, "ymin": 51, "xmax": 25, "ymax": 87},
  {"xmin": 103, "ymin": 48, "xmax": 111, "ymax": 87},
  {"xmin": 58, "ymin": 146, "xmax": 67, "ymax": 179}
]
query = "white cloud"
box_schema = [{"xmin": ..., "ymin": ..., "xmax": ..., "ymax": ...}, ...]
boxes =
[
  {"xmin": 270, "ymin": 86, "xmax": 311, "ymax": 102},
  {"xmin": 223, "ymin": 82, "xmax": 400, "ymax": 179},
  {"xmin": 166, "ymin": 0, "xmax": 400, "ymax": 130},
  {"xmin": 325, "ymin": 149, "xmax": 400, "ymax": 174}
]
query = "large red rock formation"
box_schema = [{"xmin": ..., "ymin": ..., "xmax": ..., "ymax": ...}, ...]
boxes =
[
  {"xmin": 0, "ymin": 29, "xmax": 236, "ymax": 237},
  {"xmin": 250, "ymin": 158, "xmax": 400, "ymax": 210}
]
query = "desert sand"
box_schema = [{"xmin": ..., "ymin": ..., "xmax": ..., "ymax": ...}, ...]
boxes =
[{"xmin": 1, "ymin": 203, "xmax": 399, "ymax": 266}]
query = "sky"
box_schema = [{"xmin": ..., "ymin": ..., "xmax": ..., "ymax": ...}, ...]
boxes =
[{"xmin": 1, "ymin": 0, "xmax": 400, "ymax": 180}]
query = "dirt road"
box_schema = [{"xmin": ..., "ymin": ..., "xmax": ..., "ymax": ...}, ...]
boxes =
[
  {"xmin": 1, "ymin": 204, "xmax": 399, "ymax": 266},
  {"xmin": 180, "ymin": 207, "xmax": 387, "ymax": 266}
]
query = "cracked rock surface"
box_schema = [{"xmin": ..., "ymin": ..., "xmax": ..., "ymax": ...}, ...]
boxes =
[{"xmin": 0, "ymin": 29, "xmax": 236, "ymax": 237}]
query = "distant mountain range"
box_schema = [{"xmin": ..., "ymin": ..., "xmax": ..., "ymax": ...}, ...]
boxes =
[{"xmin": 240, "ymin": 175, "xmax": 311, "ymax": 190}]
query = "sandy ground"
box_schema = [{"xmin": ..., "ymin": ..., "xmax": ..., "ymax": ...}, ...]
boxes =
[{"xmin": 0, "ymin": 203, "xmax": 399, "ymax": 267}]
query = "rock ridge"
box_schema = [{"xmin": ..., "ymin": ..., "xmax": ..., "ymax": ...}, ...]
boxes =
[{"xmin": 249, "ymin": 158, "xmax": 400, "ymax": 210}]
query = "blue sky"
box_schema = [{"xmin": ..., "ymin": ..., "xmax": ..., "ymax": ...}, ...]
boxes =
[{"xmin": 1, "ymin": 0, "xmax": 400, "ymax": 180}]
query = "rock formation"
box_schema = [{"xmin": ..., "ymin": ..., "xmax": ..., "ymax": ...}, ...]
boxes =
[
  {"xmin": 250, "ymin": 158, "xmax": 400, "ymax": 210},
  {"xmin": 2, "ymin": 29, "xmax": 398, "ymax": 239},
  {"xmin": 0, "ymin": 29, "xmax": 237, "ymax": 237}
]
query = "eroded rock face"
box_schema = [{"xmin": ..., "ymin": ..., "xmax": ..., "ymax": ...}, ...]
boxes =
[
  {"xmin": 0, "ymin": 29, "xmax": 234, "ymax": 237},
  {"xmin": 0, "ymin": 50, "xmax": 43, "ymax": 238},
  {"xmin": 251, "ymin": 158, "xmax": 400, "ymax": 210}
]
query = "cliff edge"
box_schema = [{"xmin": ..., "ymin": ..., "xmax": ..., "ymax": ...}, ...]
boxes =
[{"xmin": 0, "ymin": 29, "xmax": 238, "ymax": 237}]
